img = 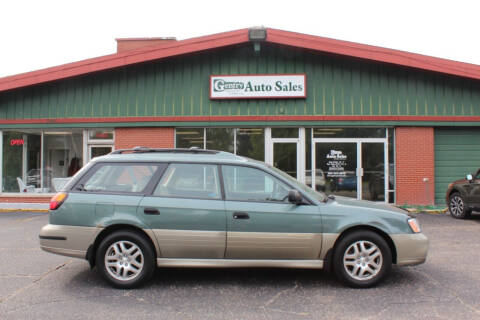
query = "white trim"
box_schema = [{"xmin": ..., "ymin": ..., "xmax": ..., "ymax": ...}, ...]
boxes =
[
  {"xmin": 40, "ymin": 132, "xmax": 44, "ymax": 189},
  {"xmin": 82, "ymin": 130, "xmax": 88, "ymax": 167},
  {"xmin": 22, "ymin": 134, "xmax": 27, "ymax": 182},
  {"xmin": 265, "ymin": 128, "xmax": 272, "ymax": 164},
  {"xmin": 298, "ymin": 128, "xmax": 306, "ymax": 184},
  {"xmin": 311, "ymin": 128, "xmax": 315, "ymax": 188},
  {"xmin": 203, "ymin": 128, "xmax": 206, "ymax": 150},
  {"xmin": 357, "ymin": 142, "xmax": 362, "ymax": 200}
]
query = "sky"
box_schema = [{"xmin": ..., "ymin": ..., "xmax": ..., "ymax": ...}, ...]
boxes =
[{"xmin": 1, "ymin": 0, "xmax": 479, "ymax": 78}]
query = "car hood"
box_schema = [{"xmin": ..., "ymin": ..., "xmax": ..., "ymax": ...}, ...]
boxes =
[
  {"xmin": 331, "ymin": 196, "xmax": 410, "ymax": 216},
  {"xmin": 451, "ymin": 178, "xmax": 467, "ymax": 185}
]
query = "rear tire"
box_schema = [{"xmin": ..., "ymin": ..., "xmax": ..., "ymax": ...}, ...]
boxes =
[
  {"xmin": 449, "ymin": 192, "xmax": 470, "ymax": 219},
  {"xmin": 96, "ymin": 230, "xmax": 155, "ymax": 289},
  {"xmin": 333, "ymin": 230, "xmax": 392, "ymax": 288}
]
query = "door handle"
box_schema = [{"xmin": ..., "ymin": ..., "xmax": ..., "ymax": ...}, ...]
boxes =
[
  {"xmin": 144, "ymin": 207, "xmax": 160, "ymax": 215},
  {"xmin": 233, "ymin": 212, "xmax": 249, "ymax": 219}
]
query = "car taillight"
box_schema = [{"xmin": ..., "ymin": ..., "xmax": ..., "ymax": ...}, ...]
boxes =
[{"xmin": 50, "ymin": 192, "xmax": 68, "ymax": 210}]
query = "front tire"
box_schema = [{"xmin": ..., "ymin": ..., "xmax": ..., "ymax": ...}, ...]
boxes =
[
  {"xmin": 449, "ymin": 192, "xmax": 470, "ymax": 219},
  {"xmin": 333, "ymin": 231, "xmax": 392, "ymax": 288},
  {"xmin": 96, "ymin": 230, "xmax": 156, "ymax": 289}
]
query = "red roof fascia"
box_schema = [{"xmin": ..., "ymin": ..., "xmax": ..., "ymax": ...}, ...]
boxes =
[
  {"xmin": 1, "ymin": 27, "xmax": 480, "ymax": 93},
  {"xmin": 267, "ymin": 28, "xmax": 480, "ymax": 80},
  {"xmin": 0, "ymin": 29, "xmax": 249, "ymax": 92}
]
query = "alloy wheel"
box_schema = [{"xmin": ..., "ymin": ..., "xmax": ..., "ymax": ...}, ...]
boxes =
[
  {"xmin": 343, "ymin": 240, "xmax": 383, "ymax": 281},
  {"xmin": 450, "ymin": 195, "xmax": 464, "ymax": 217},
  {"xmin": 104, "ymin": 240, "xmax": 144, "ymax": 282}
]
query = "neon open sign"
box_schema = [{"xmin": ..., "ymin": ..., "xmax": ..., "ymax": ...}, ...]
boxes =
[{"xmin": 10, "ymin": 139, "xmax": 24, "ymax": 146}]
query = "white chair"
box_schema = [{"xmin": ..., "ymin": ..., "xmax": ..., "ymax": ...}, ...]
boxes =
[{"xmin": 17, "ymin": 177, "xmax": 35, "ymax": 193}]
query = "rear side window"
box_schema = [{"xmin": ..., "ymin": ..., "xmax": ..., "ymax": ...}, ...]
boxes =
[
  {"xmin": 82, "ymin": 163, "xmax": 158, "ymax": 193},
  {"xmin": 153, "ymin": 163, "xmax": 221, "ymax": 199}
]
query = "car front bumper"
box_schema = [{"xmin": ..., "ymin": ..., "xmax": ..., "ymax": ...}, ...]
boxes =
[{"xmin": 391, "ymin": 233, "xmax": 429, "ymax": 266}]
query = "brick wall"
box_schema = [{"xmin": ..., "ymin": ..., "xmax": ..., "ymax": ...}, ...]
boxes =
[
  {"xmin": 114, "ymin": 127, "xmax": 175, "ymax": 150},
  {"xmin": 395, "ymin": 127, "xmax": 434, "ymax": 206}
]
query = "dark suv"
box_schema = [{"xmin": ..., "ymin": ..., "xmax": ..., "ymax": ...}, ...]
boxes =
[{"xmin": 446, "ymin": 169, "xmax": 480, "ymax": 219}]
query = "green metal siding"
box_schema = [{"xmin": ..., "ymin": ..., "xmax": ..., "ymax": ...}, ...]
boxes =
[
  {"xmin": 434, "ymin": 128, "xmax": 480, "ymax": 205},
  {"xmin": 1, "ymin": 43, "xmax": 480, "ymax": 122}
]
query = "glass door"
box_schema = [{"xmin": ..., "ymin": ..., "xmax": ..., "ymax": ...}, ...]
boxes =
[
  {"xmin": 265, "ymin": 128, "xmax": 305, "ymax": 183},
  {"xmin": 314, "ymin": 142, "xmax": 358, "ymax": 199},
  {"xmin": 362, "ymin": 143, "xmax": 386, "ymax": 201},
  {"xmin": 312, "ymin": 139, "xmax": 387, "ymax": 201},
  {"xmin": 273, "ymin": 143, "xmax": 297, "ymax": 179}
]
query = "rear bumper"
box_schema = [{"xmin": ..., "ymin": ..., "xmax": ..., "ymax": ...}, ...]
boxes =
[
  {"xmin": 391, "ymin": 233, "xmax": 429, "ymax": 266},
  {"xmin": 39, "ymin": 224, "xmax": 102, "ymax": 259}
]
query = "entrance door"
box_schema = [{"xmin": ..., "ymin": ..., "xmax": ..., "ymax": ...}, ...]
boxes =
[
  {"xmin": 314, "ymin": 142, "xmax": 358, "ymax": 199},
  {"xmin": 265, "ymin": 128, "xmax": 305, "ymax": 183},
  {"xmin": 313, "ymin": 139, "xmax": 387, "ymax": 201}
]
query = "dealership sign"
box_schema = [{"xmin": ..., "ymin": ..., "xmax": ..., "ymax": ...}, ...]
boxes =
[{"xmin": 210, "ymin": 74, "xmax": 306, "ymax": 99}]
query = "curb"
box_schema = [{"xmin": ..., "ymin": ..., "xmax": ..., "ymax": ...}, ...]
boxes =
[
  {"xmin": 403, "ymin": 207, "xmax": 448, "ymax": 214},
  {"xmin": 0, "ymin": 208, "xmax": 49, "ymax": 213}
]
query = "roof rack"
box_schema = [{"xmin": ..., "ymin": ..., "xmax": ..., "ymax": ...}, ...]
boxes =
[{"xmin": 110, "ymin": 146, "xmax": 220, "ymax": 155}]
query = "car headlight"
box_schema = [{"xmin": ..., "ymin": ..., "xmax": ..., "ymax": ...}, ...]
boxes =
[{"xmin": 407, "ymin": 218, "xmax": 421, "ymax": 233}]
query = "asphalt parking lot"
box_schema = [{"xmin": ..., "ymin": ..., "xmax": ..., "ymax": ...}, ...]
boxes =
[{"xmin": 1, "ymin": 211, "xmax": 479, "ymax": 320}]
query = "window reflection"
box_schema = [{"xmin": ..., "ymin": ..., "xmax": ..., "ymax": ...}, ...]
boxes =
[
  {"xmin": 176, "ymin": 128, "xmax": 204, "ymax": 149},
  {"xmin": 236, "ymin": 128, "xmax": 264, "ymax": 161},
  {"xmin": 43, "ymin": 131, "xmax": 83, "ymax": 192}
]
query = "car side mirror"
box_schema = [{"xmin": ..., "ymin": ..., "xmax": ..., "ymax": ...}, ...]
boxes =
[
  {"xmin": 288, "ymin": 190, "xmax": 303, "ymax": 204},
  {"xmin": 466, "ymin": 174, "xmax": 473, "ymax": 182}
]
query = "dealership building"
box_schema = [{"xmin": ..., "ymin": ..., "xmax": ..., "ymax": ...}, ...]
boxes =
[{"xmin": 1, "ymin": 27, "xmax": 480, "ymax": 205}]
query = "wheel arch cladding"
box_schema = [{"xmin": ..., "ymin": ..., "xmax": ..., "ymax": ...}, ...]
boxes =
[
  {"xmin": 86, "ymin": 224, "xmax": 157, "ymax": 268},
  {"xmin": 334, "ymin": 225, "xmax": 397, "ymax": 264}
]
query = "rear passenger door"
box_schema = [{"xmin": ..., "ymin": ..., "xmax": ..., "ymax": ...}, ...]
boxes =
[
  {"xmin": 67, "ymin": 162, "xmax": 160, "ymax": 228},
  {"xmin": 139, "ymin": 163, "xmax": 226, "ymax": 259}
]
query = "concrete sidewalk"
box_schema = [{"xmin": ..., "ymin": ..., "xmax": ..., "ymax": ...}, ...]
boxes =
[{"xmin": 0, "ymin": 203, "xmax": 49, "ymax": 212}]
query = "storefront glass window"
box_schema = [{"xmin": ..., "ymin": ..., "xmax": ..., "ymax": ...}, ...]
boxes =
[
  {"xmin": 2, "ymin": 132, "xmax": 24, "ymax": 192},
  {"xmin": 26, "ymin": 134, "xmax": 42, "ymax": 188},
  {"xmin": 42, "ymin": 130, "xmax": 83, "ymax": 192},
  {"xmin": 88, "ymin": 130, "xmax": 114, "ymax": 140},
  {"xmin": 176, "ymin": 128, "xmax": 204, "ymax": 149},
  {"xmin": 236, "ymin": 128, "xmax": 264, "ymax": 161},
  {"xmin": 271, "ymin": 128, "xmax": 299, "ymax": 138},
  {"xmin": 313, "ymin": 128, "xmax": 386, "ymax": 138},
  {"xmin": 206, "ymin": 128, "xmax": 234, "ymax": 153}
]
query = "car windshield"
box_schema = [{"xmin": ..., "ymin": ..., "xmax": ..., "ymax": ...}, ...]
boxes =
[{"xmin": 266, "ymin": 164, "xmax": 327, "ymax": 202}]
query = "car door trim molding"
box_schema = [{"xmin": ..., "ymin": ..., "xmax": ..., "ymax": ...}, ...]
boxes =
[{"xmin": 156, "ymin": 258, "xmax": 324, "ymax": 269}]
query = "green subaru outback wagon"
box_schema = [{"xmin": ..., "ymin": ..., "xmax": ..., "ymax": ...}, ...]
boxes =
[{"xmin": 40, "ymin": 148, "xmax": 428, "ymax": 288}]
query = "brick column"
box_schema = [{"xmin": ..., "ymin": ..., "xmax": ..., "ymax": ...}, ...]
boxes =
[
  {"xmin": 395, "ymin": 127, "xmax": 434, "ymax": 206},
  {"xmin": 114, "ymin": 127, "xmax": 174, "ymax": 150}
]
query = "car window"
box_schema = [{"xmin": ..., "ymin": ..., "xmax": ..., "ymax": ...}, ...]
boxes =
[
  {"xmin": 153, "ymin": 163, "xmax": 221, "ymax": 199},
  {"xmin": 83, "ymin": 163, "xmax": 158, "ymax": 193},
  {"xmin": 222, "ymin": 165, "xmax": 290, "ymax": 202}
]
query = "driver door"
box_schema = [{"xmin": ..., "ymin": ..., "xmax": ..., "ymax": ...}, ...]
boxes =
[{"xmin": 221, "ymin": 165, "xmax": 322, "ymax": 260}]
